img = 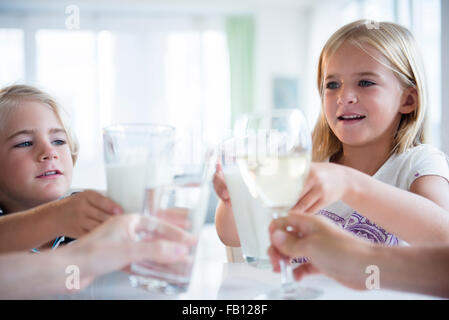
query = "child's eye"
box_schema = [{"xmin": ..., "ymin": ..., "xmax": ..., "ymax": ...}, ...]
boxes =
[
  {"xmin": 359, "ymin": 80, "xmax": 376, "ymax": 87},
  {"xmin": 14, "ymin": 141, "xmax": 33, "ymax": 148},
  {"xmin": 52, "ymin": 139, "xmax": 66, "ymax": 146},
  {"xmin": 325, "ymin": 81, "xmax": 340, "ymax": 89}
]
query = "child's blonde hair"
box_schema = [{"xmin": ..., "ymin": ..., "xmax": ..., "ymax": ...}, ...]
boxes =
[
  {"xmin": 0, "ymin": 84, "xmax": 79, "ymax": 164},
  {"xmin": 313, "ymin": 19, "xmax": 427, "ymax": 161}
]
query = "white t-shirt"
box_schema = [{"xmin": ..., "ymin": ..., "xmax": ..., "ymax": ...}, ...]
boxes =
[{"xmin": 317, "ymin": 144, "xmax": 449, "ymax": 246}]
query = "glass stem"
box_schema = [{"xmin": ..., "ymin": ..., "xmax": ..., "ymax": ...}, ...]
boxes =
[
  {"xmin": 272, "ymin": 210, "xmax": 296, "ymax": 297},
  {"xmin": 280, "ymin": 259, "xmax": 295, "ymax": 284},
  {"xmin": 279, "ymin": 255, "xmax": 296, "ymax": 297}
]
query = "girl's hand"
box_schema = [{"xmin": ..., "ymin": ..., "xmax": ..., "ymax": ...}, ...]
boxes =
[
  {"xmin": 55, "ymin": 190, "xmax": 123, "ymax": 238},
  {"xmin": 213, "ymin": 163, "xmax": 231, "ymax": 208},
  {"xmin": 268, "ymin": 213, "xmax": 372, "ymax": 290},
  {"xmin": 293, "ymin": 162, "xmax": 351, "ymax": 215}
]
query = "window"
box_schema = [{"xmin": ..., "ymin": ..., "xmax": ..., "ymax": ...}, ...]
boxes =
[
  {"xmin": 0, "ymin": 29, "xmax": 24, "ymax": 87},
  {"xmin": 0, "ymin": 11, "xmax": 230, "ymax": 190}
]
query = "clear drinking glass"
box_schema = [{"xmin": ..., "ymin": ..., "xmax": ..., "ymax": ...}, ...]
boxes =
[
  {"xmin": 103, "ymin": 124, "xmax": 175, "ymax": 213},
  {"xmin": 128, "ymin": 129, "xmax": 216, "ymax": 294},
  {"xmin": 234, "ymin": 109, "xmax": 323, "ymax": 299},
  {"xmin": 219, "ymin": 138, "xmax": 271, "ymax": 268}
]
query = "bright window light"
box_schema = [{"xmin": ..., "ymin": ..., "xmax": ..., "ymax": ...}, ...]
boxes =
[{"xmin": 0, "ymin": 29, "xmax": 24, "ymax": 87}]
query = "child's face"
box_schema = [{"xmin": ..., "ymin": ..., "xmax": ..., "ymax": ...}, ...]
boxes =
[
  {"xmin": 0, "ymin": 100, "xmax": 73, "ymax": 211},
  {"xmin": 323, "ymin": 41, "xmax": 409, "ymax": 149}
]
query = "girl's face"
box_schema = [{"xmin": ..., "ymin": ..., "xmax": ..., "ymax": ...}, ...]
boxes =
[
  {"xmin": 323, "ymin": 41, "xmax": 414, "ymax": 149},
  {"xmin": 0, "ymin": 100, "xmax": 73, "ymax": 212}
]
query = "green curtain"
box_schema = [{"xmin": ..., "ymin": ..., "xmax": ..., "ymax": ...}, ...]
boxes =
[{"xmin": 226, "ymin": 16, "xmax": 255, "ymax": 127}]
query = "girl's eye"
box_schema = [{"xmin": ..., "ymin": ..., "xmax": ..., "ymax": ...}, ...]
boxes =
[
  {"xmin": 359, "ymin": 80, "xmax": 375, "ymax": 87},
  {"xmin": 52, "ymin": 139, "xmax": 66, "ymax": 146},
  {"xmin": 14, "ymin": 141, "xmax": 33, "ymax": 148},
  {"xmin": 325, "ymin": 81, "xmax": 340, "ymax": 89}
]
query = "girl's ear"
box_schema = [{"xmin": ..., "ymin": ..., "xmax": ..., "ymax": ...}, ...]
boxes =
[{"xmin": 399, "ymin": 87, "xmax": 418, "ymax": 114}]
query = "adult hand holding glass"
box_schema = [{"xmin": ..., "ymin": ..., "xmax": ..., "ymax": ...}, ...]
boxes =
[
  {"xmin": 76, "ymin": 213, "xmax": 197, "ymax": 279},
  {"xmin": 0, "ymin": 214, "xmax": 196, "ymax": 299},
  {"xmin": 268, "ymin": 213, "xmax": 449, "ymax": 298},
  {"xmin": 268, "ymin": 213, "xmax": 370, "ymax": 290}
]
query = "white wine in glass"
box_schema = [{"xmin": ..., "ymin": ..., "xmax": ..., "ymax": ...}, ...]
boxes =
[{"xmin": 235, "ymin": 109, "xmax": 323, "ymax": 299}]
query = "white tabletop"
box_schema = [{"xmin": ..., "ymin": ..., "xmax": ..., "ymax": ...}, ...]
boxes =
[{"xmin": 54, "ymin": 224, "xmax": 440, "ymax": 300}]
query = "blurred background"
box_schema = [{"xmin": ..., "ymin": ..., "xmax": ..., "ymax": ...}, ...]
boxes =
[{"xmin": 0, "ymin": 0, "xmax": 447, "ymax": 222}]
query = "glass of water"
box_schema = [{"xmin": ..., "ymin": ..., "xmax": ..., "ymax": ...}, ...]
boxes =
[{"xmin": 129, "ymin": 129, "xmax": 216, "ymax": 294}]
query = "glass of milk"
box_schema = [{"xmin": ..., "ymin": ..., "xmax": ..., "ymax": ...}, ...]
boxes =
[
  {"xmin": 220, "ymin": 138, "xmax": 271, "ymax": 268},
  {"xmin": 103, "ymin": 123, "xmax": 175, "ymax": 213},
  {"xmin": 129, "ymin": 129, "xmax": 216, "ymax": 294}
]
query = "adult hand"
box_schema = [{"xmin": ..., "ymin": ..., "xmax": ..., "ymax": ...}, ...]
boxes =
[
  {"xmin": 156, "ymin": 207, "xmax": 190, "ymax": 230},
  {"xmin": 292, "ymin": 162, "xmax": 351, "ymax": 215},
  {"xmin": 71, "ymin": 214, "xmax": 197, "ymax": 289},
  {"xmin": 268, "ymin": 213, "xmax": 373, "ymax": 290}
]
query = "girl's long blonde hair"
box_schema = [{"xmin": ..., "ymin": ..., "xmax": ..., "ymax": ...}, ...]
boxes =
[
  {"xmin": 0, "ymin": 84, "xmax": 79, "ymax": 164},
  {"xmin": 312, "ymin": 19, "xmax": 427, "ymax": 161}
]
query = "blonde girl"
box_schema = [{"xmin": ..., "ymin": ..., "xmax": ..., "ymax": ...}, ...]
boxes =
[
  {"xmin": 292, "ymin": 19, "xmax": 449, "ymax": 246},
  {"xmin": 0, "ymin": 84, "xmax": 122, "ymax": 252},
  {"xmin": 215, "ymin": 20, "xmax": 449, "ymax": 249}
]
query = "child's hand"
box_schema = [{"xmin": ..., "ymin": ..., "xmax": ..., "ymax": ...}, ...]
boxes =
[
  {"xmin": 55, "ymin": 190, "xmax": 124, "ymax": 238},
  {"xmin": 292, "ymin": 162, "xmax": 350, "ymax": 215},
  {"xmin": 213, "ymin": 163, "xmax": 231, "ymax": 208}
]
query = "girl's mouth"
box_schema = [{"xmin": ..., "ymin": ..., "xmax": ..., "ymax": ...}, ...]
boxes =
[
  {"xmin": 36, "ymin": 170, "xmax": 62, "ymax": 178},
  {"xmin": 337, "ymin": 114, "xmax": 366, "ymax": 123}
]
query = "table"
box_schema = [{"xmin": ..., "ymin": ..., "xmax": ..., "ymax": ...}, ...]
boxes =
[{"xmin": 53, "ymin": 224, "xmax": 441, "ymax": 300}]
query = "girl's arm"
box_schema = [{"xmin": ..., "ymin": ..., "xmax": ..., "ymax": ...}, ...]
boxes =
[
  {"xmin": 344, "ymin": 166, "xmax": 449, "ymax": 244},
  {"xmin": 0, "ymin": 191, "xmax": 123, "ymax": 253},
  {"xmin": 0, "ymin": 205, "xmax": 60, "ymax": 253},
  {"xmin": 410, "ymin": 175, "xmax": 449, "ymax": 211},
  {"xmin": 215, "ymin": 200, "xmax": 241, "ymax": 247},
  {"xmin": 294, "ymin": 163, "xmax": 449, "ymax": 244},
  {"xmin": 213, "ymin": 164, "xmax": 241, "ymax": 247}
]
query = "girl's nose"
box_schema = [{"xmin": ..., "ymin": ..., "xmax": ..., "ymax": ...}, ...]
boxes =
[
  {"xmin": 38, "ymin": 145, "xmax": 58, "ymax": 162},
  {"xmin": 337, "ymin": 90, "xmax": 358, "ymax": 105}
]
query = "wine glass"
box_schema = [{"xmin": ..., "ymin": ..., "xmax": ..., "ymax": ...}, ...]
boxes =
[{"xmin": 234, "ymin": 109, "xmax": 322, "ymax": 299}]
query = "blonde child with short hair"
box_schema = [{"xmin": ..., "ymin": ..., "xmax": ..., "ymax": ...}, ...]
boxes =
[
  {"xmin": 214, "ymin": 20, "xmax": 449, "ymax": 250},
  {"xmin": 0, "ymin": 84, "xmax": 123, "ymax": 252}
]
